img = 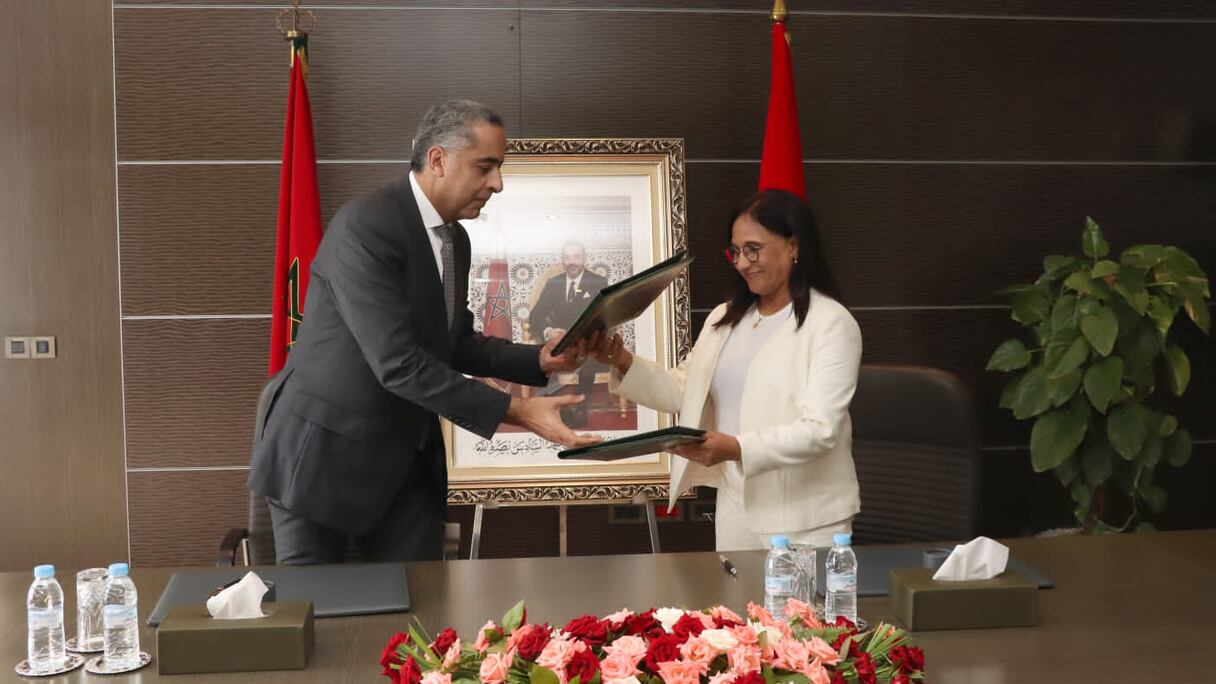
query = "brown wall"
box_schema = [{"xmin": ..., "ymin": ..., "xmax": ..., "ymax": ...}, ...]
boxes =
[
  {"xmin": 7, "ymin": 1, "xmax": 1215, "ymax": 568},
  {"xmin": 0, "ymin": 0, "xmax": 127, "ymax": 571}
]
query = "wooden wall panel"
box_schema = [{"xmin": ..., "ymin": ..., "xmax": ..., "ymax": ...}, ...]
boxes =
[
  {"xmin": 521, "ymin": 11, "xmax": 1216, "ymax": 161},
  {"xmin": 123, "ymin": 319, "xmax": 268, "ymax": 468},
  {"xmin": 127, "ymin": 470, "xmax": 250, "ymax": 567},
  {"xmin": 0, "ymin": 0, "xmax": 126, "ymax": 571},
  {"xmin": 114, "ymin": 7, "xmax": 522, "ymax": 161}
]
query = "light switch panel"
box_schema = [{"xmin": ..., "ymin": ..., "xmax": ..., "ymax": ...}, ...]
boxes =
[
  {"xmin": 4, "ymin": 336, "xmax": 31, "ymax": 359},
  {"xmin": 31, "ymin": 336, "xmax": 56, "ymax": 359}
]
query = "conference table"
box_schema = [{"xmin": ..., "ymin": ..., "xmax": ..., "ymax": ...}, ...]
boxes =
[{"xmin": 2, "ymin": 529, "xmax": 1213, "ymax": 682}]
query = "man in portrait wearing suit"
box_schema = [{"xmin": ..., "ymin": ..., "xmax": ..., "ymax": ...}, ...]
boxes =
[
  {"xmin": 528, "ymin": 241, "xmax": 610, "ymax": 427},
  {"xmin": 249, "ymin": 100, "xmax": 598, "ymax": 565}
]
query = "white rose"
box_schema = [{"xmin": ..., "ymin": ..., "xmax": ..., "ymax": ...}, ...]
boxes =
[
  {"xmin": 604, "ymin": 678, "xmax": 641, "ymax": 684},
  {"xmin": 655, "ymin": 607, "xmax": 686, "ymax": 633},
  {"xmin": 700, "ymin": 628, "xmax": 739, "ymax": 652},
  {"xmin": 749, "ymin": 621, "xmax": 783, "ymax": 647}
]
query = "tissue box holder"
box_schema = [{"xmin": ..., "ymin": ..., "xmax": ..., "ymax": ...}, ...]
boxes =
[
  {"xmin": 888, "ymin": 568, "xmax": 1038, "ymax": 631},
  {"xmin": 157, "ymin": 601, "xmax": 314, "ymax": 674}
]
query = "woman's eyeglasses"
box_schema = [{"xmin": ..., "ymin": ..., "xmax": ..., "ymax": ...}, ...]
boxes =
[{"xmin": 724, "ymin": 243, "xmax": 765, "ymax": 264}]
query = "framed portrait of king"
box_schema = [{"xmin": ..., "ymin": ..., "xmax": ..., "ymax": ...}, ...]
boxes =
[{"xmin": 443, "ymin": 138, "xmax": 692, "ymax": 505}]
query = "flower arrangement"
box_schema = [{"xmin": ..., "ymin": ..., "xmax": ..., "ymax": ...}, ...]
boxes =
[{"xmin": 380, "ymin": 599, "xmax": 925, "ymax": 684}]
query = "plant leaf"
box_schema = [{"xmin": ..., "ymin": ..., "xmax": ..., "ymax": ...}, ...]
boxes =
[
  {"xmin": 1030, "ymin": 408, "xmax": 1088, "ymax": 472},
  {"xmin": 1063, "ymin": 271, "xmax": 1096, "ymax": 296},
  {"xmin": 1049, "ymin": 336, "xmax": 1089, "ymax": 379},
  {"xmin": 986, "ymin": 339, "xmax": 1031, "ymax": 371},
  {"xmin": 1080, "ymin": 307, "xmax": 1118, "ymax": 356},
  {"xmin": 1082, "ymin": 356, "xmax": 1123, "ymax": 413},
  {"xmin": 1011, "ymin": 286, "xmax": 1051, "ymax": 325},
  {"xmin": 1141, "ymin": 435, "xmax": 1163, "ymax": 469},
  {"xmin": 1053, "ymin": 456, "xmax": 1079, "ymax": 486},
  {"xmin": 1050, "ymin": 295, "xmax": 1080, "ymax": 338},
  {"xmin": 1047, "ymin": 369, "xmax": 1082, "ymax": 407},
  {"xmin": 1043, "ymin": 255, "xmax": 1077, "ymax": 276},
  {"xmin": 1070, "ymin": 480, "xmax": 1093, "ymax": 525},
  {"xmin": 1081, "ymin": 217, "xmax": 1109, "ymax": 258},
  {"xmin": 502, "ymin": 600, "xmax": 525, "ymax": 634},
  {"xmin": 1113, "ymin": 269, "xmax": 1150, "ymax": 314},
  {"xmin": 1183, "ymin": 297, "xmax": 1211, "ymax": 334},
  {"xmin": 1163, "ymin": 345, "xmax": 1191, "ymax": 395},
  {"xmin": 1139, "ymin": 484, "xmax": 1167, "ymax": 514},
  {"xmin": 1120, "ymin": 244, "xmax": 1164, "ymax": 269},
  {"xmin": 1091, "ymin": 260, "xmax": 1121, "ymax": 278},
  {"xmin": 1164, "ymin": 429, "xmax": 1192, "ymax": 467},
  {"xmin": 1079, "ymin": 439, "xmax": 1114, "ymax": 485},
  {"xmin": 1116, "ymin": 321, "xmax": 1161, "ymax": 373},
  {"xmin": 530, "ymin": 666, "xmax": 560, "ymax": 684},
  {"xmin": 1158, "ymin": 414, "xmax": 1178, "ymax": 437},
  {"xmin": 1012, "ymin": 366, "xmax": 1052, "ymax": 420},
  {"xmin": 999, "ymin": 373, "xmax": 1023, "ymax": 410},
  {"xmin": 1107, "ymin": 404, "xmax": 1150, "ymax": 461}
]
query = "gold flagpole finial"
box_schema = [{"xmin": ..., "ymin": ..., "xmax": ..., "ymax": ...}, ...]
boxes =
[
  {"xmin": 276, "ymin": 1, "xmax": 317, "ymax": 67},
  {"xmin": 771, "ymin": 0, "xmax": 788, "ymax": 23}
]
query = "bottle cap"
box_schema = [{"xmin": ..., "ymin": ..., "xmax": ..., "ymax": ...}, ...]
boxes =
[
  {"xmin": 33, "ymin": 564, "xmax": 55, "ymax": 579},
  {"xmin": 770, "ymin": 535, "xmax": 790, "ymax": 549},
  {"xmin": 832, "ymin": 533, "xmax": 852, "ymax": 546},
  {"xmin": 107, "ymin": 563, "xmax": 130, "ymax": 577}
]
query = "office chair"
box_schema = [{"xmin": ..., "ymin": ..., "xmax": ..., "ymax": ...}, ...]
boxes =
[
  {"xmin": 848, "ymin": 365, "xmax": 980, "ymax": 544},
  {"xmin": 218, "ymin": 373, "xmax": 460, "ymax": 566}
]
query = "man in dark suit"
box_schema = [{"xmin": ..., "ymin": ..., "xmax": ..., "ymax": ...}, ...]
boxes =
[
  {"xmin": 248, "ymin": 100, "xmax": 598, "ymax": 565},
  {"xmin": 528, "ymin": 241, "xmax": 610, "ymax": 427}
]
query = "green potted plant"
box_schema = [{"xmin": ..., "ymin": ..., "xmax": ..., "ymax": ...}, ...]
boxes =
[{"xmin": 987, "ymin": 218, "xmax": 1210, "ymax": 533}]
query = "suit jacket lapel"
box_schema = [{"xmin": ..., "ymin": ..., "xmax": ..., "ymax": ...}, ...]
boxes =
[{"xmin": 392, "ymin": 178, "xmax": 449, "ymax": 334}]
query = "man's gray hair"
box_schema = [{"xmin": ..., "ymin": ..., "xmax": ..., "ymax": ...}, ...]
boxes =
[{"xmin": 410, "ymin": 99, "xmax": 504, "ymax": 171}]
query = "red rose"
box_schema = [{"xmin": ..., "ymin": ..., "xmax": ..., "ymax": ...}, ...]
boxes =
[
  {"xmin": 626, "ymin": 609, "xmax": 660, "ymax": 636},
  {"xmin": 829, "ymin": 673, "xmax": 847, "ymax": 684},
  {"xmin": 431, "ymin": 627, "xmax": 458, "ymax": 657},
  {"xmin": 853, "ymin": 652, "xmax": 877, "ymax": 684},
  {"xmin": 712, "ymin": 615, "xmax": 744, "ymax": 629},
  {"xmin": 672, "ymin": 614, "xmax": 706, "ymax": 641},
  {"xmin": 380, "ymin": 632, "xmax": 410, "ymax": 681},
  {"xmin": 889, "ymin": 645, "xmax": 924, "ymax": 674},
  {"xmin": 734, "ymin": 672, "xmax": 764, "ymax": 684},
  {"xmin": 401, "ymin": 656, "xmax": 422, "ymax": 684},
  {"xmin": 644, "ymin": 634, "xmax": 683, "ymax": 673},
  {"xmin": 891, "ymin": 676, "xmax": 912, "ymax": 684},
  {"xmin": 833, "ymin": 615, "xmax": 857, "ymax": 630},
  {"xmin": 564, "ymin": 615, "xmax": 609, "ymax": 647},
  {"xmin": 567, "ymin": 647, "xmax": 600, "ymax": 683},
  {"xmin": 516, "ymin": 624, "xmax": 552, "ymax": 661},
  {"xmin": 829, "ymin": 632, "xmax": 859, "ymax": 658}
]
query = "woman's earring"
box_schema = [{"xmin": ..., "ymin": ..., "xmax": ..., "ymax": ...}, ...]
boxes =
[{"xmin": 793, "ymin": 256, "xmax": 799, "ymax": 264}]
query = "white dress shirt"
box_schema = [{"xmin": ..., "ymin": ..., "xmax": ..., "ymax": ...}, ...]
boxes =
[{"xmin": 408, "ymin": 171, "xmax": 447, "ymax": 280}]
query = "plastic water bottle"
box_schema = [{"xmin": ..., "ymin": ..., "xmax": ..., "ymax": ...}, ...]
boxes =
[
  {"xmin": 824, "ymin": 533, "xmax": 858, "ymax": 624},
  {"xmin": 27, "ymin": 564, "xmax": 66, "ymax": 674},
  {"xmin": 764, "ymin": 535, "xmax": 799, "ymax": 621},
  {"xmin": 102, "ymin": 563, "xmax": 140, "ymax": 670}
]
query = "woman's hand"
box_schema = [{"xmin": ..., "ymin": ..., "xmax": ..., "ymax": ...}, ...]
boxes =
[
  {"xmin": 586, "ymin": 331, "xmax": 633, "ymax": 376},
  {"xmin": 670, "ymin": 431, "xmax": 741, "ymax": 467}
]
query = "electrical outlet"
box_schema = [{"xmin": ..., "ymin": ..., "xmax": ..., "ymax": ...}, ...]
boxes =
[
  {"xmin": 4, "ymin": 337, "xmax": 31, "ymax": 359},
  {"xmin": 31, "ymin": 336, "xmax": 56, "ymax": 359}
]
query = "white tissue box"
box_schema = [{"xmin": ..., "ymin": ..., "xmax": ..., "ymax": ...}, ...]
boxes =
[
  {"xmin": 156, "ymin": 601, "xmax": 314, "ymax": 674},
  {"xmin": 888, "ymin": 568, "xmax": 1038, "ymax": 631}
]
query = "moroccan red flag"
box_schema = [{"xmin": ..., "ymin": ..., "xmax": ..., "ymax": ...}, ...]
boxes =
[
  {"xmin": 758, "ymin": 11, "xmax": 806, "ymax": 199},
  {"xmin": 269, "ymin": 34, "xmax": 323, "ymax": 375},
  {"xmin": 482, "ymin": 257, "xmax": 513, "ymax": 340}
]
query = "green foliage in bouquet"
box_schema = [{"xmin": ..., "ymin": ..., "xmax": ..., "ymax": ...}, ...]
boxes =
[{"xmin": 988, "ymin": 218, "xmax": 1210, "ymax": 533}]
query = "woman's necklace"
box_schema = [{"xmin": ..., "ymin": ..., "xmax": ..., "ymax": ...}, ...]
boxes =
[{"xmin": 752, "ymin": 302, "xmax": 791, "ymax": 329}]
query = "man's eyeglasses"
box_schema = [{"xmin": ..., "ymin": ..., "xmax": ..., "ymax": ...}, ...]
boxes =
[{"xmin": 724, "ymin": 243, "xmax": 765, "ymax": 264}]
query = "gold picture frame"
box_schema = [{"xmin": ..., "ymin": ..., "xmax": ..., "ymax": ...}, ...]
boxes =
[{"xmin": 444, "ymin": 138, "xmax": 692, "ymax": 505}]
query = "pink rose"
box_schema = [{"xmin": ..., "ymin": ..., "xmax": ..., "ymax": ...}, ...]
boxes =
[
  {"xmin": 602, "ymin": 635, "xmax": 648, "ymax": 663},
  {"xmin": 536, "ymin": 636, "xmax": 580, "ymax": 674},
  {"xmin": 728, "ymin": 646, "xmax": 762, "ymax": 676},
  {"xmin": 603, "ymin": 608, "xmax": 634, "ymax": 629},
  {"xmin": 707, "ymin": 673, "xmax": 736, "ymax": 684},
  {"xmin": 783, "ymin": 598, "xmax": 822, "ymax": 629},
  {"xmin": 479, "ymin": 651, "xmax": 512, "ymax": 684},
  {"xmin": 805, "ymin": 637, "xmax": 839, "ymax": 666},
  {"xmin": 709, "ymin": 606, "xmax": 745, "ymax": 627},
  {"xmin": 730, "ymin": 625, "xmax": 759, "ymax": 647},
  {"xmin": 421, "ymin": 673, "xmax": 452, "ymax": 684},
  {"xmin": 678, "ymin": 636, "xmax": 717, "ymax": 669},
  {"xmin": 771, "ymin": 637, "xmax": 810, "ymax": 672},
  {"xmin": 600, "ymin": 653, "xmax": 640, "ymax": 681},
  {"xmin": 475, "ymin": 621, "xmax": 501, "ymax": 653},
  {"xmin": 441, "ymin": 640, "xmax": 462, "ymax": 671},
  {"xmin": 656, "ymin": 660, "xmax": 703, "ymax": 684},
  {"xmin": 802, "ymin": 658, "xmax": 830, "ymax": 684},
  {"xmin": 746, "ymin": 602, "xmax": 776, "ymax": 627}
]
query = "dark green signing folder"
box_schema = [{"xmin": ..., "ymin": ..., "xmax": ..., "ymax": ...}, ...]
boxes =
[
  {"xmin": 558, "ymin": 426, "xmax": 706, "ymax": 461},
  {"xmin": 550, "ymin": 250, "xmax": 694, "ymax": 355}
]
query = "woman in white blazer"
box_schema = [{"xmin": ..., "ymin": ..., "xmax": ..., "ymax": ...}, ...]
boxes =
[{"xmin": 591, "ymin": 190, "xmax": 862, "ymax": 551}]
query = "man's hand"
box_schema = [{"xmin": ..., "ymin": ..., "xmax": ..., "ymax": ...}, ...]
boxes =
[
  {"xmin": 587, "ymin": 331, "xmax": 632, "ymax": 376},
  {"xmin": 539, "ymin": 333, "xmax": 592, "ymax": 374},
  {"xmin": 670, "ymin": 431, "xmax": 740, "ymax": 467},
  {"xmin": 504, "ymin": 395, "xmax": 602, "ymax": 448}
]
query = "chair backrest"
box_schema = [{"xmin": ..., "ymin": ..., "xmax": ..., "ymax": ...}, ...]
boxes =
[{"xmin": 848, "ymin": 365, "xmax": 979, "ymax": 544}]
